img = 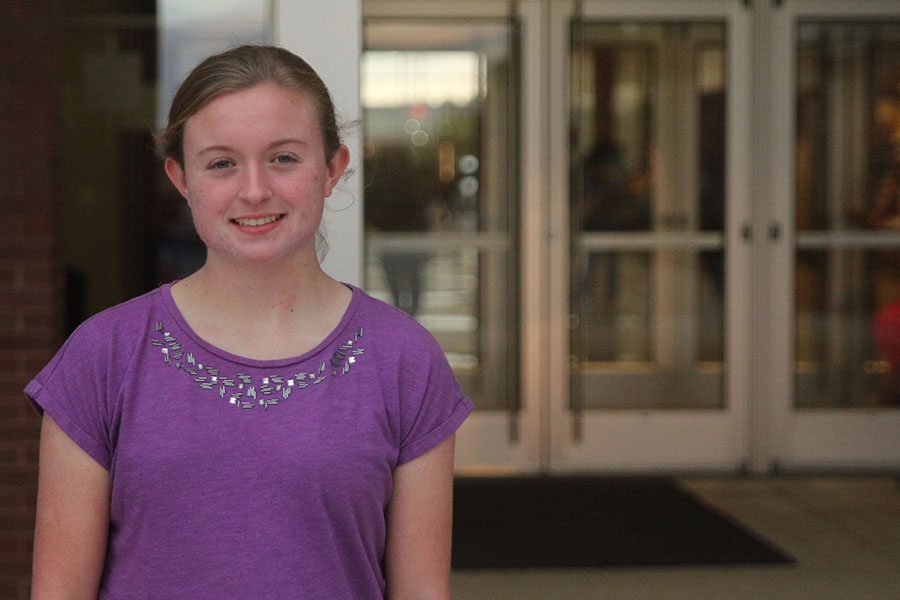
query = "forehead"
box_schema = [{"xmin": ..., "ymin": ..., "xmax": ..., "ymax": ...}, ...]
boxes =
[{"xmin": 184, "ymin": 83, "xmax": 321, "ymax": 147}]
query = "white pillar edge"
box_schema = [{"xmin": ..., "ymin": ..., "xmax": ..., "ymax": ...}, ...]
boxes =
[{"xmin": 274, "ymin": 0, "xmax": 364, "ymax": 286}]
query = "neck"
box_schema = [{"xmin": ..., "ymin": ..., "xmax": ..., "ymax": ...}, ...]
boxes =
[
  {"xmin": 169, "ymin": 248, "xmax": 354, "ymax": 360},
  {"xmin": 180, "ymin": 250, "xmax": 339, "ymax": 325}
]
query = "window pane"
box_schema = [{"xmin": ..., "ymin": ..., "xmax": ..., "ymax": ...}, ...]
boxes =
[
  {"xmin": 796, "ymin": 249, "xmax": 900, "ymax": 407},
  {"xmin": 797, "ymin": 22, "xmax": 900, "ymax": 232}
]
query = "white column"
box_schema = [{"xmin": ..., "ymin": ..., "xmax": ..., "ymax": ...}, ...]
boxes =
[{"xmin": 275, "ymin": 0, "xmax": 364, "ymax": 285}]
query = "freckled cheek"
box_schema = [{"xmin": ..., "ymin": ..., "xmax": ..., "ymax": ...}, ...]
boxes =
[
  {"xmin": 288, "ymin": 182, "xmax": 326, "ymax": 228},
  {"xmin": 188, "ymin": 209, "xmax": 223, "ymax": 249},
  {"xmin": 185, "ymin": 191, "xmax": 232, "ymax": 248},
  {"xmin": 293, "ymin": 203, "xmax": 324, "ymax": 239}
]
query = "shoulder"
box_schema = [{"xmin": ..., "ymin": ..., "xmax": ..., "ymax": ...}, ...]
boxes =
[
  {"xmin": 348, "ymin": 287, "xmax": 459, "ymax": 399},
  {"xmin": 61, "ymin": 287, "xmax": 168, "ymax": 359},
  {"xmin": 76, "ymin": 287, "xmax": 165, "ymax": 333},
  {"xmin": 26, "ymin": 286, "xmax": 169, "ymax": 433},
  {"xmin": 347, "ymin": 291, "xmax": 471, "ymax": 464},
  {"xmin": 350, "ymin": 287, "xmax": 442, "ymax": 354}
]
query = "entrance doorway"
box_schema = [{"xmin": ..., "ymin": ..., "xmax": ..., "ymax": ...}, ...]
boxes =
[{"xmin": 360, "ymin": 0, "xmax": 900, "ymax": 473}]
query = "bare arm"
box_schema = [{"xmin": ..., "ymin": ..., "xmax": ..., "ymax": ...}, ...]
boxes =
[
  {"xmin": 32, "ymin": 413, "xmax": 110, "ymax": 600},
  {"xmin": 385, "ymin": 435, "xmax": 455, "ymax": 600}
]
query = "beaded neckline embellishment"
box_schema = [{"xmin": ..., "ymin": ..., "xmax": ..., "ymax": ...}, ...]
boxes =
[{"xmin": 150, "ymin": 321, "xmax": 366, "ymax": 410}]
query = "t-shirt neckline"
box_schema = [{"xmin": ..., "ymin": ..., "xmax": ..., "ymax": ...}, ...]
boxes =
[{"xmin": 158, "ymin": 281, "xmax": 362, "ymax": 369}]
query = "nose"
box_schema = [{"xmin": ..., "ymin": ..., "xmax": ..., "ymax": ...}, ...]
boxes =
[{"xmin": 238, "ymin": 163, "xmax": 272, "ymax": 204}]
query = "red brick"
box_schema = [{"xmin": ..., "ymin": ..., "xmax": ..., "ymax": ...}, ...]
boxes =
[
  {"xmin": 0, "ymin": 554, "xmax": 32, "ymax": 577},
  {"xmin": 0, "ymin": 331, "xmax": 55, "ymax": 349},
  {"xmin": 0, "ymin": 579, "xmax": 23, "ymax": 600},
  {"xmin": 0, "ymin": 1, "xmax": 27, "ymax": 17},
  {"xmin": 0, "ymin": 259, "xmax": 55, "ymax": 279},
  {"xmin": 0, "ymin": 550, "xmax": 31, "ymax": 568},
  {"xmin": 0, "ymin": 532, "xmax": 32, "ymax": 554},
  {"xmin": 23, "ymin": 445, "xmax": 39, "ymax": 465},
  {"xmin": 1, "ymin": 4, "xmax": 61, "ymax": 594},
  {"xmin": 0, "ymin": 401, "xmax": 27, "ymax": 420},
  {"xmin": 0, "ymin": 306, "xmax": 54, "ymax": 326},
  {"xmin": 0, "ymin": 467, "xmax": 37, "ymax": 488},
  {"xmin": 0, "ymin": 422, "xmax": 40, "ymax": 442}
]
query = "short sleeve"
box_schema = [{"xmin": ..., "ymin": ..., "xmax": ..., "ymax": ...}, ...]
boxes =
[
  {"xmin": 396, "ymin": 329, "xmax": 473, "ymax": 465},
  {"xmin": 24, "ymin": 320, "xmax": 115, "ymax": 470}
]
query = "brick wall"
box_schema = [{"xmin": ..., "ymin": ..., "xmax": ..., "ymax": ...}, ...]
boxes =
[{"xmin": 0, "ymin": 2, "xmax": 64, "ymax": 598}]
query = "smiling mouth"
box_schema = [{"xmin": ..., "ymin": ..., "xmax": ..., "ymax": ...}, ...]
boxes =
[{"xmin": 231, "ymin": 214, "xmax": 285, "ymax": 227}]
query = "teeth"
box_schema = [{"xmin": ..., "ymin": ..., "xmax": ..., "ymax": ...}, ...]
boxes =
[{"xmin": 234, "ymin": 215, "xmax": 281, "ymax": 227}]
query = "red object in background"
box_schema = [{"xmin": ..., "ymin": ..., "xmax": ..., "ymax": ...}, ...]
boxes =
[
  {"xmin": 408, "ymin": 103, "xmax": 428, "ymax": 120},
  {"xmin": 872, "ymin": 302, "xmax": 900, "ymax": 366}
]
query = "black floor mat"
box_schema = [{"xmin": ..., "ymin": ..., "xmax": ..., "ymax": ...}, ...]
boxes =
[{"xmin": 452, "ymin": 477, "xmax": 796, "ymax": 569}]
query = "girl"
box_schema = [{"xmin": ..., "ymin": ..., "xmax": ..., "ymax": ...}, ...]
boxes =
[{"xmin": 27, "ymin": 45, "xmax": 471, "ymax": 599}]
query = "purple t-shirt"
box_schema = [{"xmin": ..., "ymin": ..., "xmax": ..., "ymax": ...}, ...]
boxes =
[{"xmin": 25, "ymin": 283, "xmax": 472, "ymax": 599}]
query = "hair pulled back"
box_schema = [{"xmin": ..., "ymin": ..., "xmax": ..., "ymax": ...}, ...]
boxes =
[{"xmin": 157, "ymin": 45, "xmax": 342, "ymax": 165}]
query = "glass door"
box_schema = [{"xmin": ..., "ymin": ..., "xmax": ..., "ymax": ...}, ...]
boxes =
[
  {"xmin": 768, "ymin": 0, "xmax": 900, "ymax": 470},
  {"xmin": 361, "ymin": 1, "xmax": 538, "ymax": 470},
  {"xmin": 548, "ymin": 0, "xmax": 753, "ymax": 470},
  {"xmin": 361, "ymin": 0, "xmax": 754, "ymax": 472}
]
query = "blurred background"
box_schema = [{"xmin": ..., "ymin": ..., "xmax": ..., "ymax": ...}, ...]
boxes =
[{"xmin": 1, "ymin": 1, "xmax": 898, "ymax": 598}]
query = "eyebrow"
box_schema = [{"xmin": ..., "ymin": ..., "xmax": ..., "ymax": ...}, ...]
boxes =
[{"xmin": 196, "ymin": 138, "xmax": 311, "ymax": 156}]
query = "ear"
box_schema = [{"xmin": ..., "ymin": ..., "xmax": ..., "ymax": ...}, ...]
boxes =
[
  {"xmin": 164, "ymin": 157, "xmax": 190, "ymax": 201},
  {"xmin": 323, "ymin": 144, "xmax": 350, "ymax": 197}
]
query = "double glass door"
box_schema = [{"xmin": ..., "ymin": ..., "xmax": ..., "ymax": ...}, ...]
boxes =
[{"xmin": 360, "ymin": 0, "xmax": 900, "ymax": 473}]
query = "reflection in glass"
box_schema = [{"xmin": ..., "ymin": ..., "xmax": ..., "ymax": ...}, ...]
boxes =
[
  {"xmin": 61, "ymin": 3, "xmax": 269, "ymax": 331},
  {"xmin": 362, "ymin": 21, "xmax": 519, "ymax": 410},
  {"xmin": 574, "ymin": 250, "xmax": 725, "ymax": 410},
  {"xmin": 157, "ymin": 0, "xmax": 270, "ymax": 127},
  {"xmin": 796, "ymin": 22, "xmax": 900, "ymax": 408},
  {"xmin": 576, "ymin": 252, "xmax": 652, "ymax": 363},
  {"xmin": 570, "ymin": 21, "xmax": 726, "ymax": 410},
  {"xmin": 796, "ymin": 250, "xmax": 900, "ymax": 407}
]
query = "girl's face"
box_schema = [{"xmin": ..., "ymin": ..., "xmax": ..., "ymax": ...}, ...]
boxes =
[{"xmin": 165, "ymin": 82, "xmax": 348, "ymax": 268}]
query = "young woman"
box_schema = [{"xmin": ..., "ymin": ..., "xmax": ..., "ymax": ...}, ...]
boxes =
[{"xmin": 27, "ymin": 45, "xmax": 472, "ymax": 599}]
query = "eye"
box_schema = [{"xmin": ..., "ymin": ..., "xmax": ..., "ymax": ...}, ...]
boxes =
[
  {"xmin": 272, "ymin": 153, "xmax": 298, "ymax": 165},
  {"xmin": 208, "ymin": 158, "xmax": 234, "ymax": 170}
]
